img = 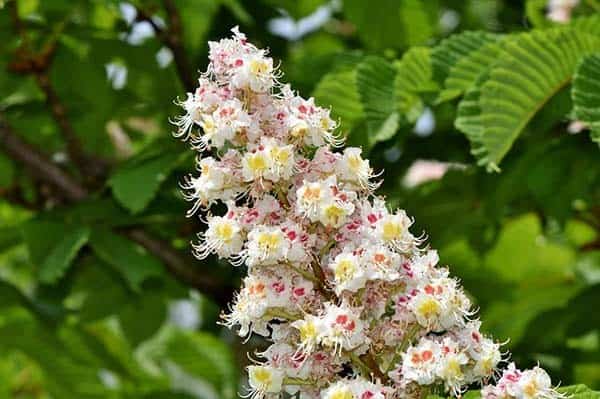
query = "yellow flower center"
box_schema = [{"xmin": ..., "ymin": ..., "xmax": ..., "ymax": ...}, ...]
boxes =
[
  {"xmin": 257, "ymin": 232, "xmax": 280, "ymax": 253},
  {"xmin": 271, "ymin": 147, "xmax": 290, "ymax": 164},
  {"xmin": 215, "ymin": 222, "xmax": 234, "ymax": 243},
  {"xmin": 246, "ymin": 153, "xmax": 268, "ymax": 175},
  {"xmin": 291, "ymin": 121, "xmax": 308, "ymax": 137},
  {"xmin": 382, "ymin": 220, "xmax": 402, "ymax": 241},
  {"xmin": 348, "ymin": 155, "xmax": 363, "ymax": 172},
  {"xmin": 323, "ymin": 204, "xmax": 346, "ymax": 225},
  {"xmin": 299, "ymin": 321, "xmax": 318, "ymax": 343},
  {"xmin": 417, "ymin": 297, "xmax": 441, "ymax": 319},
  {"xmin": 334, "ymin": 259, "xmax": 356, "ymax": 282},
  {"xmin": 523, "ymin": 381, "xmax": 539, "ymax": 397},
  {"xmin": 329, "ymin": 387, "xmax": 353, "ymax": 399},
  {"xmin": 445, "ymin": 358, "xmax": 463, "ymax": 379},
  {"xmin": 250, "ymin": 367, "xmax": 272, "ymax": 389},
  {"xmin": 249, "ymin": 59, "xmax": 269, "ymax": 75}
]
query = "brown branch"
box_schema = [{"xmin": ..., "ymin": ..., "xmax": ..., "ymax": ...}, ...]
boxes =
[
  {"xmin": 34, "ymin": 72, "xmax": 109, "ymax": 182},
  {"xmin": 126, "ymin": 228, "xmax": 233, "ymax": 306},
  {"xmin": 0, "ymin": 114, "xmax": 231, "ymax": 307},
  {"xmin": 7, "ymin": 1, "xmax": 109, "ymax": 183},
  {"xmin": 0, "ymin": 115, "xmax": 88, "ymax": 201},
  {"xmin": 136, "ymin": 1, "xmax": 196, "ymax": 92}
]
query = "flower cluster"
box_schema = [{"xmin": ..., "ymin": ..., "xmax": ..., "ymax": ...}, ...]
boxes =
[{"xmin": 174, "ymin": 28, "xmax": 565, "ymax": 399}]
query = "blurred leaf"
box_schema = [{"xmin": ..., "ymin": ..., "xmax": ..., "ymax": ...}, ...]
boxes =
[
  {"xmin": 572, "ymin": 53, "xmax": 600, "ymax": 145},
  {"xmin": 0, "ymin": 153, "xmax": 15, "ymax": 188},
  {"xmin": 109, "ymin": 149, "xmax": 186, "ymax": 214},
  {"xmin": 394, "ymin": 47, "xmax": 437, "ymax": 122},
  {"xmin": 313, "ymin": 62, "xmax": 364, "ymax": 135},
  {"xmin": 21, "ymin": 220, "xmax": 73, "ymax": 265},
  {"xmin": 344, "ymin": 0, "xmax": 433, "ymax": 50},
  {"xmin": 175, "ymin": 0, "xmax": 220, "ymax": 58},
  {"xmin": 398, "ymin": 0, "xmax": 435, "ymax": 47},
  {"xmin": 143, "ymin": 326, "xmax": 237, "ymax": 399},
  {"xmin": 559, "ymin": 384, "xmax": 600, "ymax": 398},
  {"xmin": 343, "ymin": 0, "xmax": 402, "ymax": 50},
  {"xmin": 525, "ymin": 0, "xmax": 554, "ymax": 28},
  {"xmin": 89, "ymin": 229, "xmax": 163, "ymax": 291},
  {"xmin": 39, "ymin": 226, "xmax": 90, "ymax": 284},
  {"xmin": 462, "ymin": 29, "xmax": 600, "ymax": 171},
  {"xmin": 356, "ymin": 56, "xmax": 399, "ymax": 149}
]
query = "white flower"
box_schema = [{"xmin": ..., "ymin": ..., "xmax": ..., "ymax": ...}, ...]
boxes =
[
  {"xmin": 247, "ymin": 365, "xmax": 284, "ymax": 399},
  {"xmin": 338, "ymin": 147, "xmax": 379, "ymax": 190},
  {"xmin": 321, "ymin": 378, "xmax": 388, "ymax": 399},
  {"xmin": 245, "ymin": 226, "xmax": 287, "ymax": 267},
  {"xmin": 375, "ymin": 210, "xmax": 414, "ymax": 252},
  {"xmin": 242, "ymin": 148, "xmax": 274, "ymax": 182},
  {"xmin": 320, "ymin": 380, "xmax": 353, "ymax": 399},
  {"xmin": 436, "ymin": 338, "xmax": 469, "ymax": 395},
  {"xmin": 320, "ymin": 302, "xmax": 368, "ymax": 355},
  {"xmin": 266, "ymin": 141, "xmax": 295, "ymax": 182},
  {"xmin": 291, "ymin": 315, "xmax": 323, "ymax": 355},
  {"xmin": 232, "ymin": 52, "xmax": 275, "ymax": 93},
  {"xmin": 296, "ymin": 178, "xmax": 333, "ymax": 221},
  {"xmin": 328, "ymin": 252, "xmax": 367, "ymax": 295},
  {"xmin": 401, "ymin": 338, "xmax": 441, "ymax": 385},
  {"xmin": 515, "ymin": 367, "xmax": 554, "ymax": 399},
  {"xmin": 192, "ymin": 216, "xmax": 243, "ymax": 260}
]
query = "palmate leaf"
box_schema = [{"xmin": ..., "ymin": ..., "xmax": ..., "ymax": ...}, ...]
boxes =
[
  {"xmin": 312, "ymin": 64, "xmax": 364, "ymax": 135},
  {"xmin": 439, "ymin": 36, "xmax": 504, "ymax": 102},
  {"xmin": 109, "ymin": 149, "xmax": 186, "ymax": 214},
  {"xmin": 572, "ymin": 53, "xmax": 600, "ymax": 145},
  {"xmin": 559, "ymin": 385, "xmax": 600, "ymax": 399},
  {"xmin": 343, "ymin": 0, "xmax": 433, "ymax": 50},
  {"xmin": 21, "ymin": 220, "xmax": 90, "ymax": 284},
  {"xmin": 89, "ymin": 229, "xmax": 163, "ymax": 292},
  {"xmin": 431, "ymin": 31, "xmax": 500, "ymax": 86},
  {"xmin": 394, "ymin": 47, "xmax": 438, "ymax": 122},
  {"xmin": 457, "ymin": 29, "xmax": 600, "ymax": 171},
  {"xmin": 39, "ymin": 226, "xmax": 90, "ymax": 284},
  {"xmin": 356, "ymin": 56, "xmax": 399, "ymax": 148}
]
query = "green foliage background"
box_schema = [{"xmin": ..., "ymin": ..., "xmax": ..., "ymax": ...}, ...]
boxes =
[{"xmin": 0, "ymin": 0, "xmax": 599, "ymax": 397}]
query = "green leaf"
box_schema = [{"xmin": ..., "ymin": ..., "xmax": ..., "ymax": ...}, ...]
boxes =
[
  {"xmin": 455, "ymin": 71, "xmax": 488, "ymax": 146},
  {"xmin": 343, "ymin": 0, "xmax": 403, "ymax": 50},
  {"xmin": 343, "ymin": 0, "xmax": 433, "ymax": 50},
  {"xmin": 89, "ymin": 229, "xmax": 163, "ymax": 292},
  {"xmin": 0, "ymin": 152, "xmax": 15, "ymax": 188},
  {"xmin": 571, "ymin": 14, "xmax": 600, "ymax": 37},
  {"xmin": 39, "ymin": 227, "xmax": 90, "ymax": 284},
  {"xmin": 175, "ymin": 0, "xmax": 220, "ymax": 58},
  {"xmin": 439, "ymin": 36, "xmax": 504, "ymax": 102},
  {"xmin": 525, "ymin": 0, "xmax": 554, "ymax": 28},
  {"xmin": 398, "ymin": 0, "xmax": 434, "ymax": 47},
  {"xmin": 109, "ymin": 150, "xmax": 185, "ymax": 214},
  {"xmin": 312, "ymin": 64, "xmax": 364, "ymax": 135},
  {"xmin": 431, "ymin": 31, "xmax": 499, "ymax": 85},
  {"xmin": 459, "ymin": 29, "xmax": 600, "ymax": 170},
  {"xmin": 559, "ymin": 385, "xmax": 600, "ymax": 399},
  {"xmin": 394, "ymin": 47, "xmax": 437, "ymax": 122},
  {"xmin": 162, "ymin": 328, "xmax": 236, "ymax": 398},
  {"xmin": 572, "ymin": 53, "xmax": 600, "ymax": 145},
  {"xmin": 22, "ymin": 220, "xmax": 90, "ymax": 283},
  {"xmin": 356, "ymin": 56, "xmax": 399, "ymax": 148}
]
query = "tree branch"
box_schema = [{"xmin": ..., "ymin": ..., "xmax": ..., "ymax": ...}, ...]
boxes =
[
  {"xmin": 7, "ymin": 1, "xmax": 109, "ymax": 183},
  {"xmin": 0, "ymin": 114, "xmax": 88, "ymax": 201},
  {"xmin": 0, "ymin": 115, "xmax": 232, "ymax": 307},
  {"xmin": 136, "ymin": 1, "xmax": 196, "ymax": 92}
]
